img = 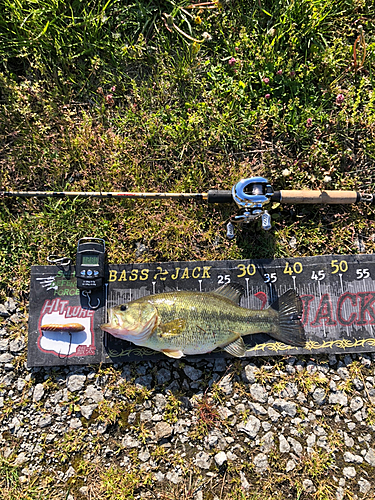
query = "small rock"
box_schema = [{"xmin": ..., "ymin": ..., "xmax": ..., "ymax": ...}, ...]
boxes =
[
  {"xmin": 17, "ymin": 378, "xmax": 26, "ymax": 391},
  {"xmin": 272, "ymin": 398, "xmax": 297, "ymax": 417},
  {"xmin": 135, "ymin": 374, "xmax": 153, "ymax": 388},
  {"xmin": 84, "ymin": 385, "xmax": 104, "ymax": 403},
  {"xmin": 336, "ymin": 486, "xmax": 345, "ymax": 500},
  {"xmin": 33, "ymin": 383, "xmax": 45, "ymax": 402},
  {"xmin": 9, "ymin": 338, "xmax": 25, "ymax": 353},
  {"xmin": 242, "ymin": 364, "xmax": 257, "ymax": 384},
  {"xmin": 80, "ymin": 404, "xmax": 98, "ymax": 420},
  {"xmin": 205, "ymin": 430, "xmax": 227, "ymax": 451},
  {"xmin": 218, "ymin": 406, "xmax": 233, "ymax": 419},
  {"xmin": 238, "ymin": 415, "xmax": 261, "ymax": 439},
  {"xmin": 306, "ymin": 434, "xmax": 316, "ymax": 453},
  {"xmin": 235, "ymin": 403, "xmax": 245, "ymax": 413},
  {"xmin": 279, "ymin": 382, "xmax": 298, "ymax": 399},
  {"xmin": 328, "ymin": 392, "xmax": 348, "ymax": 406},
  {"xmin": 135, "ymin": 242, "xmax": 147, "ymax": 258},
  {"xmin": 70, "ymin": 418, "xmax": 82, "ymax": 429},
  {"xmin": 239, "ymin": 471, "xmax": 250, "ymax": 490},
  {"xmin": 337, "ymin": 367, "xmax": 349, "ymax": 379},
  {"xmin": 213, "ymin": 358, "xmax": 227, "ymax": 372},
  {"xmin": 45, "ymin": 433, "xmax": 56, "ymax": 444},
  {"xmin": 0, "ymin": 304, "xmax": 10, "ymax": 317},
  {"xmin": 343, "ymin": 452, "xmax": 363, "ymax": 464},
  {"xmin": 358, "ymin": 477, "xmax": 371, "ymax": 494},
  {"xmin": 288, "ymin": 437, "xmax": 303, "ymax": 456},
  {"xmin": 138, "ymin": 449, "xmax": 150, "ymax": 462},
  {"xmin": 285, "ymin": 459, "xmax": 296, "ymax": 472},
  {"xmin": 50, "ymin": 389, "xmax": 64, "ymax": 405},
  {"xmin": 154, "ymin": 394, "xmax": 167, "ymax": 412},
  {"xmin": 253, "ymin": 453, "xmax": 268, "ymax": 473},
  {"xmin": 0, "ymin": 339, "xmax": 9, "ymax": 351},
  {"xmin": 122, "ymin": 435, "xmax": 140, "ymax": 449},
  {"xmin": 154, "ymin": 421, "xmax": 173, "ymax": 441},
  {"xmin": 262, "ymin": 421, "xmax": 272, "ymax": 432},
  {"xmin": 268, "ymin": 407, "xmax": 280, "ymax": 422},
  {"xmin": 0, "ymin": 352, "xmax": 13, "ymax": 364},
  {"xmin": 353, "ymin": 378, "xmax": 364, "ymax": 391},
  {"xmin": 67, "ymin": 374, "xmax": 86, "ymax": 392},
  {"xmin": 14, "ymin": 452, "xmax": 28, "ymax": 465},
  {"xmin": 166, "ymin": 471, "xmax": 182, "ymax": 484},
  {"xmin": 303, "ymin": 479, "xmax": 316, "ymax": 493},
  {"xmin": 250, "ymin": 383, "xmax": 268, "ymax": 403},
  {"xmin": 261, "ymin": 432, "xmax": 274, "ymax": 453},
  {"xmin": 343, "ymin": 466, "xmax": 356, "ymax": 479},
  {"xmin": 174, "ymin": 419, "xmax": 190, "ymax": 434},
  {"xmin": 343, "ymin": 432, "xmax": 354, "ymax": 447},
  {"xmin": 249, "ymin": 402, "xmax": 267, "ymax": 415},
  {"xmin": 218, "ymin": 374, "xmax": 232, "ymax": 395},
  {"xmin": 156, "ymin": 368, "xmax": 171, "ymax": 385},
  {"xmin": 194, "ymin": 451, "xmax": 212, "ymax": 469},
  {"xmin": 140, "ymin": 410, "xmax": 153, "ymax": 422},
  {"xmin": 360, "ymin": 355, "xmax": 371, "ymax": 368},
  {"xmin": 279, "ymin": 434, "xmax": 290, "ymax": 453},
  {"xmin": 312, "ymin": 387, "xmax": 326, "ymax": 405},
  {"xmin": 79, "ymin": 486, "xmax": 89, "ymax": 497},
  {"xmin": 214, "ymin": 451, "xmax": 227, "ymax": 467},
  {"xmin": 364, "ymin": 448, "xmax": 375, "ymax": 466},
  {"xmin": 38, "ymin": 415, "xmax": 52, "ymax": 428},
  {"xmin": 350, "ymin": 396, "xmax": 363, "ymax": 413},
  {"xmin": 5, "ymin": 298, "xmax": 17, "ymax": 313},
  {"xmin": 183, "ymin": 365, "xmax": 202, "ymax": 381},
  {"xmin": 154, "ymin": 471, "xmax": 165, "ymax": 482}
]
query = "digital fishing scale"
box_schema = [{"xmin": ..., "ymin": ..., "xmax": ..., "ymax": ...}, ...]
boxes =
[{"xmin": 76, "ymin": 238, "xmax": 106, "ymax": 290}]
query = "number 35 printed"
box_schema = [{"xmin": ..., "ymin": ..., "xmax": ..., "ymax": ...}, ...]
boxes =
[{"xmin": 264, "ymin": 273, "xmax": 277, "ymax": 283}]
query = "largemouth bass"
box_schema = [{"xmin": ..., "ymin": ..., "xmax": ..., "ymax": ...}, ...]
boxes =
[{"xmin": 100, "ymin": 284, "xmax": 305, "ymax": 358}]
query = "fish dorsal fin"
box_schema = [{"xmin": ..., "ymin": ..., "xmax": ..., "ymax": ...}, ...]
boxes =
[
  {"xmin": 214, "ymin": 283, "xmax": 244, "ymax": 305},
  {"xmin": 223, "ymin": 337, "xmax": 246, "ymax": 357},
  {"xmin": 159, "ymin": 319, "xmax": 186, "ymax": 338}
]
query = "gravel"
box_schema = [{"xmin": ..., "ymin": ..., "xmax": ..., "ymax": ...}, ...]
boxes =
[{"xmin": 1, "ymin": 297, "xmax": 375, "ymax": 498}]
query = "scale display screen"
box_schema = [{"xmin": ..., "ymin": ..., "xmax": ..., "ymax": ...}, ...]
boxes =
[{"xmin": 82, "ymin": 254, "xmax": 100, "ymax": 266}]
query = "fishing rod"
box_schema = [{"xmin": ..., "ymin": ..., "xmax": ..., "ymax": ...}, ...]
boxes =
[{"xmin": 1, "ymin": 177, "xmax": 374, "ymax": 238}]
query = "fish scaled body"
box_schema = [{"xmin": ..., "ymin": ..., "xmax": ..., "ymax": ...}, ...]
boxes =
[{"xmin": 101, "ymin": 284, "xmax": 305, "ymax": 359}]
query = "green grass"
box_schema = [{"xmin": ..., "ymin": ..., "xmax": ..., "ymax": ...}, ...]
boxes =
[{"xmin": 0, "ymin": 4, "xmax": 375, "ymax": 493}]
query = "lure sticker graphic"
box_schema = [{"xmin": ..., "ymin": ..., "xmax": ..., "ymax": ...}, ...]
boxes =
[{"xmin": 37, "ymin": 298, "xmax": 96, "ymax": 357}]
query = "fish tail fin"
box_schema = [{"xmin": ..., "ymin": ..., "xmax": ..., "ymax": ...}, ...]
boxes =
[{"xmin": 268, "ymin": 289, "xmax": 306, "ymax": 347}]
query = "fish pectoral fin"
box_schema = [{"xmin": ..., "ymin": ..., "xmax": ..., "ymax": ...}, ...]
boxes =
[
  {"xmin": 223, "ymin": 337, "xmax": 246, "ymax": 357},
  {"xmin": 159, "ymin": 319, "xmax": 186, "ymax": 338},
  {"xmin": 161, "ymin": 349, "xmax": 185, "ymax": 359}
]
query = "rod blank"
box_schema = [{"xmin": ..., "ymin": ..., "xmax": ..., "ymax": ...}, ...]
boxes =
[{"xmin": 0, "ymin": 191, "xmax": 207, "ymax": 201}]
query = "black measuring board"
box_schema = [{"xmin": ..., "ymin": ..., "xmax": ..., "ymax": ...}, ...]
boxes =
[{"xmin": 27, "ymin": 254, "xmax": 375, "ymax": 367}]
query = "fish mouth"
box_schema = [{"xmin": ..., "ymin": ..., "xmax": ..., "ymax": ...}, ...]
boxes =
[
  {"xmin": 100, "ymin": 309, "xmax": 120, "ymax": 333},
  {"xmin": 100, "ymin": 322, "xmax": 111, "ymax": 331}
]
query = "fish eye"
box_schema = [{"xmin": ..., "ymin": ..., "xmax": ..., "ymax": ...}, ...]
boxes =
[{"xmin": 120, "ymin": 304, "xmax": 128, "ymax": 311}]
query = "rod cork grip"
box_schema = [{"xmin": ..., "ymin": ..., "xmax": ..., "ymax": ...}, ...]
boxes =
[
  {"xmin": 207, "ymin": 190, "xmax": 233, "ymax": 204},
  {"xmin": 278, "ymin": 190, "xmax": 359, "ymax": 204}
]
